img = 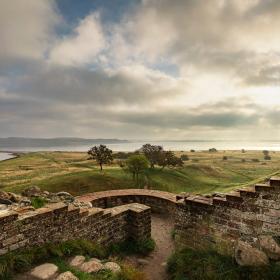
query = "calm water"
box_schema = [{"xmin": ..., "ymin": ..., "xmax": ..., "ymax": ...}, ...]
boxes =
[
  {"xmin": 0, "ymin": 152, "xmax": 15, "ymax": 161},
  {"xmin": 0, "ymin": 140, "xmax": 280, "ymax": 153}
]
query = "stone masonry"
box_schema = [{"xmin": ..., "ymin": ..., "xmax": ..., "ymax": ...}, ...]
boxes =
[
  {"xmin": 2, "ymin": 177, "xmax": 280, "ymax": 264},
  {"xmin": 0, "ymin": 202, "xmax": 151, "ymax": 256}
]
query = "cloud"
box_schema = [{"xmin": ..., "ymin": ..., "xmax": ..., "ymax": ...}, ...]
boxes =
[
  {"xmin": 0, "ymin": 0, "xmax": 60, "ymax": 61},
  {"xmin": 49, "ymin": 13, "xmax": 105, "ymax": 66},
  {"xmin": 1, "ymin": 0, "xmax": 280, "ymax": 139}
]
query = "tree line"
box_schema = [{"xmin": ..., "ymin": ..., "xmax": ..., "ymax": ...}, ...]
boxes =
[{"xmin": 87, "ymin": 144, "xmax": 185, "ymax": 184}]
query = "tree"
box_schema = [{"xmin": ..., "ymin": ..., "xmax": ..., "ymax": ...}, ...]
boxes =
[
  {"xmin": 263, "ymin": 150, "xmax": 271, "ymax": 160},
  {"xmin": 141, "ymin": 144, "xmax": 163, "ymax": 168},
  {"xmin": 88, "ymin": 145, "xmax": 113, "ymax": 171},
  {"xmin": 126, "ymin": 155, "xmax": 149, "ymax": 185},
  {"xmin": 158, "ymin": 151, "xmax": 184, "ymax": 169}
]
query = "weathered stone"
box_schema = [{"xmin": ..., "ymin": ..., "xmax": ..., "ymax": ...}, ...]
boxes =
[
  {"xmin": 0, "ymin": 198, "xmax": 12, "ymax": 205},
  {"xmin": 235, "ymin": 241, "xmax": 269, "ymax": 266},
  {"xmin": 80, "ymin": 259, "xmax": 104, "ymax": 273},
  {"xmin": 0, "ymin": 191, "xmax": 10, "ymax": 200},
  {"xmin": 56, "ymin": 271, "xmax": 78, "ymax": 280},
  {"xmin": 19, "ymin": 199, "xmax": 32, "ymax": 206},
  {"xmin": 104, "ymin": 262, "xmax": 121, "ymax": 273},
  {"xmin": 22, "ymin": 186, "xmax": 41, "ymax": 197},
  {"xmin": 69, "ymin": 255, "xmax": 85, "ymax": 267},
  {"xmin": 7, "ymin": 192, "xmax": 22, "ymax": 203},
  {"xmin": 57, "ymin": 192, "xmax": 74, "ymax": 201},
  {"xmin": 30, "ymin": 263, "xmax": 58, "ymax": 279},
  {"xmin": 259, "ymin": 235, "xmax": 280, "ymax": 260}
]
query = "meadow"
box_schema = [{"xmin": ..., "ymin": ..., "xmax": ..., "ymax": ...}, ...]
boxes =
[{"xmin": 1, "ymin": 150, "xmax": 280, "ymax": 195}]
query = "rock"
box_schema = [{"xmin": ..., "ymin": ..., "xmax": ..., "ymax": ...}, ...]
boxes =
[
  {"xmin": 80, "ymin": 259, "xmax": 104, "ymax": 273},
  {"xmin": 137, "ymin": 258, "xmax": 149, "ymax": 265},
  {"xmin": 57, "ymin": 192, "xmax": 74, "ymax": 202},
  {"xmin": 14, "ymin": 206, "xmax": 35, "ymax": 214},
  {"xmin": 0, "ymin": 191, "xmax": 10, "ymax": 200},
  {"xmin": 0, "ymin": 198, "xmax": 12, "ymax": 205},
  {"xmin": 69, "ymin": 255, "xmax": 85, "ymax": 267},
  {"xmin": 30, "ymin": 263, "xmax": 58, "ymax": 279},
  {"xmin": 7, "ymin": 192, "xmax": 22, "ymax": 202},
  {"xmin": 19, "ymin": 198, "xmax": 32, "ymax": 206},
  {"xmin": 235, "ymin": 241, "xmax": 269, "ymax": 266},
  {"xmin": 104, "ymin": 262, "xmax": 121, "ymax": 273},
  {"xmin": 22, "ymin": 186, "xmax": 41, "ymax": 197},
  {"xmin": 259, "ymin": 235, "xmax": 280, "ymax": 260},
  {"xmin": 0, "ymin": 204, "xmax": 8, "ymax": 211},
  {"xmin": 56, "ymin": 271, "xmax": 78, "ymax": 280}
]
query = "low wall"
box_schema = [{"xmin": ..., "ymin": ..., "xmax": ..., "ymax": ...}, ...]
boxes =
[
  {"xmin": 175, "ymin": 177, "xmax": 280, "ymax": 260},
  {"xmin": 77, "ymin": 189, "xmax": 177, "ymax": 215},
  {"xmin": 0, "ymin": 202, "xmax": 151, "ymax": 256}
]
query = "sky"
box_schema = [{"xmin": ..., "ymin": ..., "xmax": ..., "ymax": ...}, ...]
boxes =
[{"xmin": 0, "ymin": 0, "xmax": 280, "ymax": 140}]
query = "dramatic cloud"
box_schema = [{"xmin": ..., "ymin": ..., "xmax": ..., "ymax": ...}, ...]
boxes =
[
  {"xmin": 0, "ymin": 0, "xmax": 279, "ymax": 139},
  {"xmin": 49, "ymin": 13, "xmax": 105, "ymax": 66}
]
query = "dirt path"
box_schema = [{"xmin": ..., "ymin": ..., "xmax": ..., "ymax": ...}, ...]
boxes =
[{"xmin": 141, "ymin": 214, "xmax": 175, "ymax": 280}]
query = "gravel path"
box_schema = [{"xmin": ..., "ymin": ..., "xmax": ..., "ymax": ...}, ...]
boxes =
[{"xmin": 141, "ymin": 214, "xmax": 175, "ymax": 280}]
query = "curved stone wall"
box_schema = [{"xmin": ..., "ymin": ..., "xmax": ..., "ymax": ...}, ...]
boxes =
[{"xmin": 77, "ymin": 189, "xmax": 177, "ymax": 215}]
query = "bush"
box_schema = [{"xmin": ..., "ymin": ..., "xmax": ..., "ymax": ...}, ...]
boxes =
[
  {"xmin": 264, "ymin": 155, "xmax": 271, "ymax": 160},
  {"xmin": 252, "ymin": 158, "xmax": 260, "ymax": 162},
  {"xmin": 31, "ymin": 197, "xmax": 47, "ymax": 209},
  {"xmin": 167, "ymin": 248, "xmax": 280, "ymax": 280},
  {"xmin": 222, "ymin": 156, "xmax": 228, "ymax": 161},
  {"xmin": 209, "ymin": 148, "xmax": 218, "ymax": 153},
  {"xmin": 180, "ymin": 154, "xmax": 189, "ymax": 161},
  {"xmin": 190, "ymin": 149, "xmax": 195, "ymax": 152},
  {"xmin": 110, "ymin": 238, "xmax": 155, "ymax": 257}
]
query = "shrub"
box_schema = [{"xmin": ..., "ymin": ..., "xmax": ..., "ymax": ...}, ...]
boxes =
[
  {"xmin": 180, "ymin": 154, "xmax": 189, "ymax": 161},
  {"xmin": 167, "ymin": 248, "xmax": 280, "ymax": 280},
  {"xmin": 110, "ymin": 238, "xmax": 155, "ymax": 257},
  {"xmin": 190, "ymin": 149, "xmax": 195, "ymax": 152},
  {"xmin": 209, "ymin": 148, "xmax": 218, "ymax": 153},
  {"xmin": 252, "ymin": 158, "xmax": 260, "ymax": 162},
  {"xmin": 31, "ymin": 197, "xmax": 47, "ymax": 209},
  {"xmin": 222, "ymin": 156, "xmax": 228, "ymax": 161},
  {"xmin": 264, "ymin": 155, "xmax": 271, "ymax": 160}
]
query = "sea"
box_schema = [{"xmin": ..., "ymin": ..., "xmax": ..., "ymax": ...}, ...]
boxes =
[{"xmin": 0, "ymin": 140, "xmax": 280, "ymax": 161}]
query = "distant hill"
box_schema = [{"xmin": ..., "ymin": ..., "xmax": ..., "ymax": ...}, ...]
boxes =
[{"xmin": 0, "ymin": 137, "xmax": 129, "ymax": 148}]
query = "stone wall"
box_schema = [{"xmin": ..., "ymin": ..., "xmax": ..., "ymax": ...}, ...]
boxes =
[
  {"xmin": 77, "ymin": 178, "xmax": 280, "ymax": 263},
  {"xmin": 0, "ymin": 202, "xmax": 151, "ymax": 256},
  {"xmin": 77, "ymin": 189, "xmax": 177, "ymax": 215},
  {"xmin": 175, "ymin": 177, "xmax": 280, "ymax": 262}
]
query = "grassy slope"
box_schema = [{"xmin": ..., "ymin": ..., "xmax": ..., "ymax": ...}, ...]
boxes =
[{"xmin": 1, "ymin": 150, "xmax": 280, "ymax": 195}]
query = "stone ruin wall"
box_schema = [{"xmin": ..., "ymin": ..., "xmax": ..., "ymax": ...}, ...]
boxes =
[
  {"xmin": 175, "ymin": 177, "xmax": 280, "ymax": 262},
  {"xmin": 77, "ymin": 180, "xmax": 280, "ymax": 263},
  {"xmin": 77, "ymin": 189, "xmax": 177, "ymax": 215},
  {"xmin": 0, "ymin": 202, "xmax": 151, "ymax": 256},
  {"xmin": 2, "ymin": 178, "xmax": 280, "ymax": 263}
]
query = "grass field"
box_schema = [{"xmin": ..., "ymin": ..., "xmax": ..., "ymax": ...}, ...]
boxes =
[{"xmin": 1, "ymin": 150, "xmax": 280, "ymax": 195}]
